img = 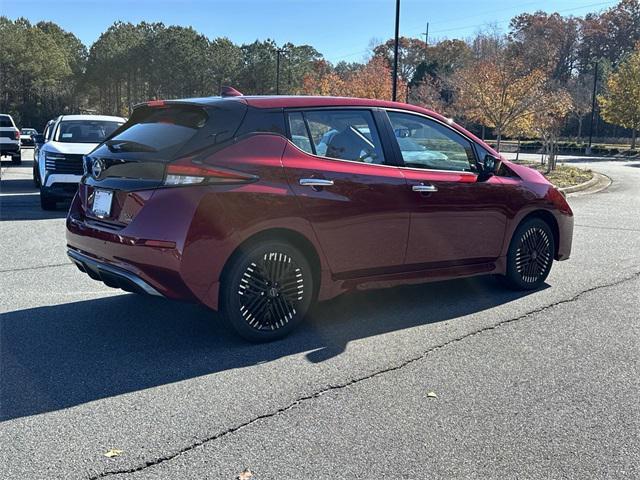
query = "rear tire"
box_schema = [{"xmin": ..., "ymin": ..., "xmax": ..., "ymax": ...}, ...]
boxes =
[
  {"xmin": 40, "ymin": 189, "xmax": 57, "ymax": 210},
  {"xmin": 501, "ymin": 218, "xmax": 555, "ymax": 290},
  {"xmin": 11, "ymin": 153, "xmax": 21, "ymax": 165},
  {"xmin": 220, "ymin": 240, "xmax": 313, "ymax": 342}
]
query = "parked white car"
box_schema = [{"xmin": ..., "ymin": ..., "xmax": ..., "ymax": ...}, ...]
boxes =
[
  {"xmin": 0, "ymin": 114, "xmax": 21, "ymax": 164},
  {"xmin": 38, "ymin": 114, "xmax": 125, "ymax": 210},
  {"xmin": 20, "ymin": 127, "xmax": 38, "ymax": 147}
]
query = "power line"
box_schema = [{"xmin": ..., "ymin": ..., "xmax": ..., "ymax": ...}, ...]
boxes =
[
  {"xmin": 426, "ymin": 0, "xmax": 618, "ymax": 36},
  {"xmin": 330, "ymin": 0, "xmax": 618, "ymax": 63}
]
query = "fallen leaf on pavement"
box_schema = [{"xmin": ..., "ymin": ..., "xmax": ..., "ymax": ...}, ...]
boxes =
[
  {"xmin": 104, "ymin": 449, "xmax": 123, "ymax": 458},
  {"xmin": 427, "ymin": 391, "xmax": 437, "ymax": 398},
  {"xmin": 237, "ymin": 469, "xmax": 254, "ymax": 480}
]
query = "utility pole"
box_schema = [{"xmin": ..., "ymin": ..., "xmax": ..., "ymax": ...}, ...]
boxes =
[
  {"xmin": 422, "ymin": 22, "xmax": 429, "ymax": 48},
  {"xmin": 392, "ymin": 0, "xmax": 400, "ymax": 102},
  {"xmin": 275, "ymin": 49, "xmax": 284, "ymax": 95},
  {"xmin": 587, "ymin": 61, "xmax": 599, "ymax": 154}
]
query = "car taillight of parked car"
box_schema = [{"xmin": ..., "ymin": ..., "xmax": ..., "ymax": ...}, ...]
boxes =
[
  {"xmin": 164, "ymin": 161, "xmax": 258, "ymax": 186},
  {"xmin": 14, "ymin": 130, "xmax": 20, "ymax": 140}
]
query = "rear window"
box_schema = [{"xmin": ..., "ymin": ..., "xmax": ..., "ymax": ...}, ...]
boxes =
[
  {"xmin": 0, "ymin": 116, "xmax": 15, "ymax": 128},
  {"xmin": 55, "ymin": 120, "xmax": 123, "ymax": 143},
  {"xmin": 104, "ymin": 106, "xmax": 208, "ymax": 156}
]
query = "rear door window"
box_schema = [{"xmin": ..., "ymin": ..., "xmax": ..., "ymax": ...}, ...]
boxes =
[{"xmin": 286, "ymin": 109, "xmax": 386, "ymax": 165}]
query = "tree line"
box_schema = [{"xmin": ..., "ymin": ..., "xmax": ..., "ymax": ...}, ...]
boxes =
[{"xmin": 1, "ymin": 0, "xmax": 639, "ymax": 157}]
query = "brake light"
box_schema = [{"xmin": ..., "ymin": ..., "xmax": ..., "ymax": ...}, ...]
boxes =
[
  {"xmin": 147, "ymin": 100, "xmax": 166, "ymax": 107},
  {"xmin": 14, "ymin": 130, "xmax": 20, "ymax": 140},
  {"xmin": 164, "ymin": 162, "xmax": 258, "ymax": 186}
]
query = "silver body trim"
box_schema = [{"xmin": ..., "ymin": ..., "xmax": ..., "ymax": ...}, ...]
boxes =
[
  {"xmin": 44, "ymin": 173, "xmax": 81, "ymax": 187},
  {"xmin": 67, "ymin": 249, "xmax": 163, "ymax": 297}
]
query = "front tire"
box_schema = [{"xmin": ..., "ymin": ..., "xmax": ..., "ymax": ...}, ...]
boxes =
[
  {"xmin": 502, "ymin": 218, "xmax": 555, "ymax": 290},
  {"xmin": 40, "ymin": 189, "xmax": 57, "ymax": 210},
  {"xmin": 33, "ymin": 163, "xmax": 40, "ymax": 187},
  {"xmin": 220, "ymin": 240, "xmax": 313, "ymax": 342}
]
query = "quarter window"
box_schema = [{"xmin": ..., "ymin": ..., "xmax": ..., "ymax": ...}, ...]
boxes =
[
  {"xmin": 288, "ymin": 112, "xmax": 314, "ymax": 154},
  {"xmin": 387, "ymin": 111, "xmax": 476, "ymax": 172},
  {"xmin": 287, "ymin": 110, "xmax": 386, "ymax": 165}
]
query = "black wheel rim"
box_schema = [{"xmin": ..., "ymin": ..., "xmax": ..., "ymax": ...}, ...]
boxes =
[
  {"xmin": 515, "ymin": 227, "xmax": 552, "ymax": 283},
  {"xmin": 237, "ymin": 252, "xmax": 304, "ymax": 331}
]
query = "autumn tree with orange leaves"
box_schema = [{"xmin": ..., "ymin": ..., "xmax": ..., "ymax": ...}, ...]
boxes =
[
  {"xmin": 453, "ymin": 53, "xmax": 564, "ymax": 152},
  {"xmin": 301, "ymin": 57, "xmax": 406, "ymax": 101}
]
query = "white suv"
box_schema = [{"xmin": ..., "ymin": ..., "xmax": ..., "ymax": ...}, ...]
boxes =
[
  {"xmin": 38, "ymin": 114, "xmax": 125, "ymax": 210},
  {"xmin": 0, "ymin": 114, "xmax": 21, "ymax": 164}
]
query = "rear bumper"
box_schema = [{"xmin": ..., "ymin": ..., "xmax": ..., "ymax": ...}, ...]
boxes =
[
  {"xmin": 66, "ymin": 190, "xmax": 202, "ymax": 303},
  {"xmin": 0, "ymin": 143, "xmax": 20, "ymax": 154},
  {"xmin": 68, "ymin": 248, "xmax": 164, "ymax": 296}
]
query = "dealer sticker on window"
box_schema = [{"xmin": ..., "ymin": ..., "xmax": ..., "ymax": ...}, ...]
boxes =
[{"xmin": 92, "ymin": 189, "xmax": 113, "ymax": 218}]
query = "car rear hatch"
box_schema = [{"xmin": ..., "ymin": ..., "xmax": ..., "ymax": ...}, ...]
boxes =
[
  {"xmin": 0, "ymin": 116, "xmax": 19, "ymax": 143},
  {"xmin": 79, "ymin": 99, "xmax": 248, "ymax": 228}
]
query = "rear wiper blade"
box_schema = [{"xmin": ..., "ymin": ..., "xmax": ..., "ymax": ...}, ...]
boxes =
[{"xmin": 105, "ymin": 140, "xmax": 157, "ymax": 153}]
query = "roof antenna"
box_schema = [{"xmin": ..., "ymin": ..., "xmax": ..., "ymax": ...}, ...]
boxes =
[{"xmin": 220, "ymin": 86, "xmax": 243, "ymax": 97}]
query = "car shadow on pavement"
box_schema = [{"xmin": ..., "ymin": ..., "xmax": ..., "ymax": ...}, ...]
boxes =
[
  {"xmin": 0, "ymin": 276, "xmax": 543, "ymax": 421},
  {"xmin": 0, "ymin": 178, "xmax": 70, "ymax": 221}
]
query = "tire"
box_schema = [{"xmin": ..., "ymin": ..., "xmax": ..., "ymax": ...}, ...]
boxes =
[
  {"xmin": 40, "ymin": 189, "xmax": 57, "ymax": 210},
  {"xmin": 220, "ymin": 240, "xmax": 314, "ymax": 342},
  {"xmin": 501, "ymin": 218, "xmax": 555, "ymax": 290},
  {"xmin": 33, "ymin": 164, "xmax": 40, "ymax": 187},
  {"xmin": 11, "ymin": 153, "xmax": 21, "ymax": 165}
]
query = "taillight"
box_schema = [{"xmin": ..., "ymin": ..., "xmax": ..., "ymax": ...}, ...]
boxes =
[
  {"xmin": 14, "ymin": 130, "xmax": 20, "ymax": 140},
  {"xmin": 164, "ymin": 162, "xmax": 258, "ymax": 186}
]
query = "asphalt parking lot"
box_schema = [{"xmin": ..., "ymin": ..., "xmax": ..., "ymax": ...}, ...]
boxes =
[{"xmin": 1, "ymin": 150, "xmax": 639, "ymax": 479}]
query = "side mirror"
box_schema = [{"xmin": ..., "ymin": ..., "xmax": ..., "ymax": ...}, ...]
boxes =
[
  {"xmin": 477, "ymin": 154, "xmax": 500, "ymax": 181},
  {"xmin": 32, "ymin": 134, "xmax": 45, "ymax": 145}
]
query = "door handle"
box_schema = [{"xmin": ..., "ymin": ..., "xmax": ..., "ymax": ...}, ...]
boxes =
[
  {"xmin": 299, "ymin": 178, "xmax": 334, "ymax": 187},
  {"xmin": 412, "ymin": 184, "xmax": 438, "ymax": 193}
]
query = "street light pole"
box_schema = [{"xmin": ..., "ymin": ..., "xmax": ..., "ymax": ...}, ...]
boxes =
[
  {"xmin": 587, "ymin": 61, "xmax": 599, "ymax": 154},
  {"xmin": 392, "ymin": 0, "xmax": 400, "ymax": 101}
]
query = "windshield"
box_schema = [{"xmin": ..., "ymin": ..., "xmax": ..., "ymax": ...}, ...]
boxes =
[
  {"xmin": 21, "ymin": 128, "xmax": 37, "ymax": 135},
  {"xmin": 55, "ymin": 120, "xmax": 123, "ymax": 144}
]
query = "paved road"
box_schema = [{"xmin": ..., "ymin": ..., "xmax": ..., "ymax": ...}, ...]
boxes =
[{"xmin": 1, "ymin": 151, "xmax": 639, "ymax": 479}]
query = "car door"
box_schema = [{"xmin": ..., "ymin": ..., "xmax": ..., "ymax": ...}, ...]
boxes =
[
  {"xmin": 385, "ymin": 110, "xmax": 509, "ymax": 267},
  {"xmin": 281, "ymin": 108, "xmax": 409, "ymax": 276}
]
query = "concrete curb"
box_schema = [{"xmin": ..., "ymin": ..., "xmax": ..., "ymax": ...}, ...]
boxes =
[{"xmin": 559, "ymin": 171, "xmax": 611, "ymax": 195}]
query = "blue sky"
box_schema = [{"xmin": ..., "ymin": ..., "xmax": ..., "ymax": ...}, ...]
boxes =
[{"xmin": 3, "ymin": 0, "xmax": 619, "ymax": 62}]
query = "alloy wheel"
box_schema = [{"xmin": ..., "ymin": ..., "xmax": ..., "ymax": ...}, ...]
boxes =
[
  {"xmin": 515, "ymin": 227, "xmax": 552, "ymax": 283},
  {"xmin": 237, "ymin": 251, "xmax": 305, "ymax": 331}
]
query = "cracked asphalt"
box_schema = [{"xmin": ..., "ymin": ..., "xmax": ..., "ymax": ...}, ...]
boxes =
[{"xmin": 1, "ymin": 152, "xmax": 639, "ymax": 479}]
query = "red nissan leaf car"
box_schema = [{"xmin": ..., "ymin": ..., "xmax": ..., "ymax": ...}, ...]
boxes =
[{"xmin": 66, "ymin": 89, "xmax": 573, "ymax": 341}]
